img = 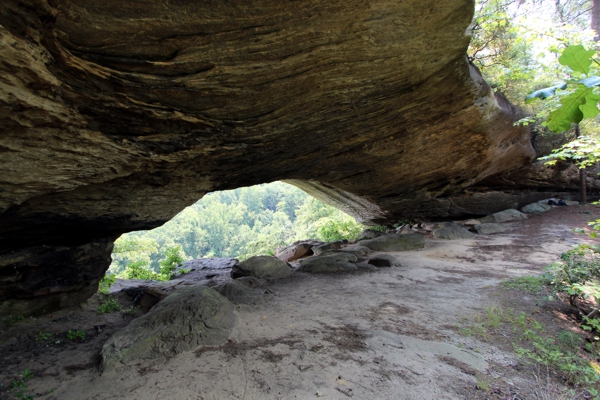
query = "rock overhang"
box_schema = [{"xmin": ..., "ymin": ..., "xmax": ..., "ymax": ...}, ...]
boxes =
[{"xmin": 0, "ymin": 0, "xmax": 570, "ymax": 312}]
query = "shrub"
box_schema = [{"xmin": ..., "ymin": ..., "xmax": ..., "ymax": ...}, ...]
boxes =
[
  {"xmin": 121, "ymin": 261, "xmax": 160, "ymax": 280},
  {"xmin": 66, "ymin": 329, "xmax": 85, "ymax": 341},
  {"xmin": 98, "ymin": 273, "xmax": 116, "ymax": 295},
  {"xmin": 97, "ymin": 297, "xmax": 121, "ymax": 314},
  {"xmin": 158, "ymin": 245, "xmax": 185, "ymax": 280}
]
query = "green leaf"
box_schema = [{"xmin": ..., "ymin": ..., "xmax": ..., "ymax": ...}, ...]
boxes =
[
  {"xmin": 559, "ymin": 45, "xmax": 596, "ymax": 75},
  {"xmin": 547, "ymin": 84, "xmax": 594, "ymax": 132},
  {"xmin": 581, "ymin": 92, "xmax": 600, "ymax": 119}
]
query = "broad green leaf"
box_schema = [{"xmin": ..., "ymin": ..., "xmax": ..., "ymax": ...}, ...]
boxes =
[
  {"xmin": 580, "ymin": 92, "xmax": 600, "ymax": 119},
  {"xmin": 558, "ymin": 45, "xmax": 596, "ymax": 75},
  {"xmin": 546, "ymin": 84, "xmax": 593, "ymax": 132}
]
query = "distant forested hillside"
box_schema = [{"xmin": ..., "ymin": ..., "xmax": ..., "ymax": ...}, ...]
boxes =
[{"xmin": 109, "ymin": 182, "xmax": 368, "ymax": 276}]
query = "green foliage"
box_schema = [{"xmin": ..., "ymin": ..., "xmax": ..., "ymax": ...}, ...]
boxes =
[
  {"xmin": 98, "ymin": 273, "xmax": 116, "ymax": 295},
  {"xmin": 120, "ymin": 261, "xmax": 160, "ymax": 281},
  {"xmin": 8, "ymin": 314, "xmax": 25, "ymax": 325},
  {"xmin": 527, "ymin": 45, "xmax": 600, "ymax": 135},
  {"xmin": 34, "ymin": 330, "xmax": 52, "ymax": 342},
  {"xmin": 10, "ymin": 369, "xmax": 34, "ymax": 400},
  {"xmin": 314, "ymin": 218, "xmax": 364, "ymax": 243},
  {"xmin": 500, "ymin": 275, "xmax": 548, "ymax": 294},
  {"xmin": 66, "ymin": 329, "xmax": 85, "ymax": 341},
  {"xmin": 560, "ymin": 45, "xmax": 596, "ymax": 75},
  {"xmin": 109, "ymin": 182, "xmax": 372, "ymax": 272},
  {"xmin": 97, "ymin": 296, "xmax": 121, "ymax": 314},
  {"xmin": 158, "ymin": 245, "xmax": 185, "ymax": 280},
  {"xmin": 540, "ymin": 136, "xmax": 600, "ymax": 169},
  {"xmin": 459, "ymin": 305, "xmax": 600, "ymax": 395},
  {"xmin": 545, "ymin": 244, "xmax": 600, "ymax": 308}
]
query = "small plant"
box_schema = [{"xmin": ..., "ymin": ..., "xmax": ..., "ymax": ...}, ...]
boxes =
[
  {"xmin": 8, "ymin": 314, "xmax": 25, "ymax": 325},
  {"xmin": 121, "ymin": 260, "xmax": 160, "ymax": 280},
  {"xmin": 475, "ymin": 374, "xmax": 490, "ymax": 391},
  {"xmin": 159, "ymin": 245, "xmax": 186, "ymax": 280},
  {"xmin": 66, "ymin": 329, "xmax": 85, "ymax": 341},
  {"xmin": 10, "ymin": 369, "xmax": 34, "ymax": 400},
  {"xmin": 34, "ymin": 330, "xmax": 52, "ymax": 342},
  {"xmin": 459, "ymin": 304, "xmax": 600, "ymax": 396},
  {"xmin": 98, "ymin": 273, "xmax": 116, "ymax": 295},
  {"xmin": 121, "ymin": 305, "xmax": 140, "ymax": 315},
  {"xmin": 177, "ymin": 268, "xmax": 191, "ymax": 275},
  {"xmin": 557, "ymin": 330, "xmax": 582, "ymax": 350},
  {"xmin": 501, "ymin": 275, "xmax": 548, "ymax": 295},
  {"xmin": 97, "ymin": 296, "xmax": 121, "ymax": 314}
]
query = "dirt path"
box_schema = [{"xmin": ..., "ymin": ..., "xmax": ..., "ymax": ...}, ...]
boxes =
[{"xmin": 1, "ymin": 205, "xmax": 599, "ymax": 399}]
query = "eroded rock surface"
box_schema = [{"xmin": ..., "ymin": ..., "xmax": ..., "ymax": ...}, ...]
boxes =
[
  {"xmin": 101, "ymin": 285, "xmax": 235, "ymax": 371},
  {"xmin": 0, "ymin": 0, "xmax": 586, "ymax": 311}
]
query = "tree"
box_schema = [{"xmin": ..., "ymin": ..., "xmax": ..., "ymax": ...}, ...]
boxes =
[{"xmin": 528, "ymin": 45, "xmax": 600, "ymax": 203}]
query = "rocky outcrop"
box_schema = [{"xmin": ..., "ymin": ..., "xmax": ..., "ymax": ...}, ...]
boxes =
[
  {"xmin": 0, "ymin": 0, "xmax": 587, "ymax": 311},
  {"xmin": 101, "ymin": 285, "xmax": 235, "ymax": 371},
  {"xmin": 230, "ymin": 256, "xmax": 293, "ymax": 280}
]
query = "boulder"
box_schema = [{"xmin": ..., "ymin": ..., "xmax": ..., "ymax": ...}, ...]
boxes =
[
  {"xmin": 472, "ymin": 223, "xmax": 512, "ymax": 235},
  {"xmin": 299, "ymin": 252, "xmax": 358, "ymax": 273},
  {"xmin": 359, "ymin": 233, "xmax": 425, "ymax": 252},
  {"xmin": 461, "ymin": 219, "xmax": 482, "ymax": 226},
  {"xmin": 396, "ymin": 225, "xmax": 414, "ymax": 235},
  {"xmin": 173, "ymin": 258, "xmax": 238, "ymax": 281},
  {"xmin": 336, "ymin": 245, "xmax": 371, "ymax": 258},
  {"xmin": 230, "ymin": 256, "xmax": 293, "ymax": 280},
  {"xmin": 432, "ymin": 222, "xmax": 475, "ymax": 240},
  {"xmin": 218, "ymin": 280, "xmax": 269, "ymax": 305},
  {"xmin": 480, "ymin": 209, "xmax": 528, "ymax": 224},
  {"xmin": 101, "ymin": 285, "xmax": 235, "ymax": 371},
  {"xmin": 520, "ymin": 202, "xmax": 552, "ymax": 214},
  {"xmin": 367, "ymin": 254, "xmax": 398, "ymax": 267},
  {"xmin": 312, "ymin": 241, "xmax": 348, "ymax": 255},
  {"xmin": 275, "ymin": 241, "xmax": 317, "ymax": 262},
  {"xmin": 357, "ymin": 229, "xmax": 384, "ymax": 240}
]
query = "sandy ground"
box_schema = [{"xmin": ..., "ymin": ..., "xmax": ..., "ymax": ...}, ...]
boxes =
[{"xmin": 1, "ymin": 205, "xmax": 599, "ymax": 400}]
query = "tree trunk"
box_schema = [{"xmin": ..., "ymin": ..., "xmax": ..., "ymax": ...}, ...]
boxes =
[
  {"xmin": 576, "ymin": 123, "xmax": 587, "ymax": 204},
  {"xmin": 594, "ymin": 0, "xmax": 600, "ymax": 41}
]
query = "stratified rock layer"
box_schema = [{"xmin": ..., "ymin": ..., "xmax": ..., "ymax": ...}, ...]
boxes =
[{"xmin": 0, "ymin": 0, "xmax": 578, "ymax": 311}]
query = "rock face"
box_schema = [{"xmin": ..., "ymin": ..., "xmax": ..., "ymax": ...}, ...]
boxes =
[
  {"xmin": 231, "ymin": 256, "xmax": 293, "ymax": 280},
  {"xmin": 299, "ymin": 252, "xmax": 358, "ymax": 273},
  {"xmin": 0, "ymin": 0, "xmax": 587, "ymax": 311},
  {"xmin": 101, "ymin": 285, "xmax": 235, "ymax": 371}
]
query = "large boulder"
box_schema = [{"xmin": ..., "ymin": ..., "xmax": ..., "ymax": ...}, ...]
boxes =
[
  {"xmin": 472, "ymin": 223, "xmax": 512, "ymax": 235},
  {"xmin": 359, "ymin": 233, "xmax": 426, "ymax": 252},
  {"xmin": 275, "ymin": 241, "xmax": 320, "ymax": 262},
  {"xmin": 521, "ymin": 202, "xmax": 552, "ymax": 214},
  {"xmin": 480, "ymin": 209, "xmax": 528, "ymax": 223},
  {"xmin": 299, "ymin": 252, "xmax": 358, "ymax": 273},
  {"xmin": 432, "ymin": 222, "xmax": 475, "ymax": 240},
  {"xmin": 101, "ymin": 285, "xmax": 235, "ymax": 371},
  {"xmin": 230, "ymin": 256, "xmax": 293, "ymax": 280}
]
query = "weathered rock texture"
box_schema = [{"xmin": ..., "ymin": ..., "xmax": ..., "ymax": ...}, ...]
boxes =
[
  {"xmin": 0, "ymin": 0, "xmax": 588, "ymax": 311},
  {"xmin": 101, "ymin": 285, "xmax": 235, "ymax": 371}
]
